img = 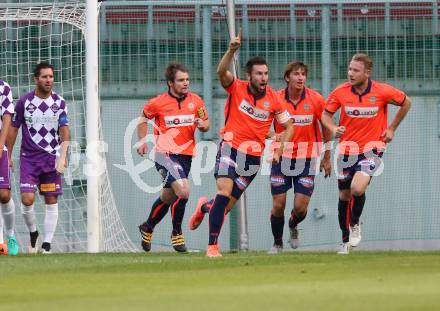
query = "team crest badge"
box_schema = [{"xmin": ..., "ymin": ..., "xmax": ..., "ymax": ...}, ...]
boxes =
[
  {"xmin": 263, "ymin": 101, "xmax": 270, "ymax": 108},
  {"xmin": 188, "ymin": 102, "xmax": 194, "ymax": 110},
  {"xmin": 304, "ymin": 104, "xmax": 310, "ymax": 110},
  {"xmin": 26, "ymin": 103, "xmax": 36, "ymax": 113},
  {"xmin": 50, "ymin": 104, "xmax": 60, "ymax": 113},
  {"xmin": 369, "ymin": 96, "xmax": 376, "ymax": 103}
]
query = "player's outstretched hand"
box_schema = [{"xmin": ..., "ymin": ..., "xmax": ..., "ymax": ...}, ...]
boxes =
[
  {"xmin": 229, "ymin": 28, "xmax": 242, "ymax": 52},
  {"xmin": 334, "ymin": 126, "xmax": 346, "ymax": 138},
  {"xmin": 380, "ymin": 128, "xmax": 394, "ymax": 143},
  {"xmin": 136, "ymin": 142, "xmax": 148, "ymax": 156}
]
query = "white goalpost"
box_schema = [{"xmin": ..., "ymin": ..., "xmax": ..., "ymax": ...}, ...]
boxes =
[
  {"xmin": 85, "ymin": 0, "xmax": 100, "ymax": 253},
  {"xmin": 0, "ymin": 1, "xmax": 137, "ymax": 253}
]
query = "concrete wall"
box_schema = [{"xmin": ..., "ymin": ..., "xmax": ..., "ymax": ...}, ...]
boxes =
[{"xmin": 101, "ymin": 96, "xmax": 440, "ymax": 251}]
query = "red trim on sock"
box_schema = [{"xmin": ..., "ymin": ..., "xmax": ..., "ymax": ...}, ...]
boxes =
[
  {"xmin": 171, "ymin": 198, "xmax": 181, "ymax": 220},
  {"xmin": 151, "ymin": 202, "xmax": 165, "ymax": 219}
]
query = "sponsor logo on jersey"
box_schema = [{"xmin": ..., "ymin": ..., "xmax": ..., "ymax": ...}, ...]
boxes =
[
  {"xmin": 289, "ymin": 114, "xmax": 313, "ymax": 126},
  {"xmin": 32, "ymin": 116, "xmax": 59, "ymax": 124},
  {"xmin": 345, "ymin": 106, "xmax": 379, "ymax": 118},
  {"xmin": 239, "ymin": 100, "xmax": 270, "ymax": 121},
  {"xmin": 164, "ymin": 114, "xmax": 195, "ymax": 127}
]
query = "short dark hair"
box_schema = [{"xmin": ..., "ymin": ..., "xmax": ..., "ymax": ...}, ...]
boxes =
[
  {"xmin": 283, "ymin": 61, "xmax": 308, "ymax": 82},
  {"xmin": 351, "ymin": 53, "xmax": 373, "ymax": 71},
  {"xmin": 33, "ymin": 62, "xmax": 54, "ymax": 78},
  {"xmin": 165, "ymin": 62, "xmax": 189, "ymax": 83},
  {"xmin": 245, "ymin": 57, "xmax": 268, "ymax": 74}
]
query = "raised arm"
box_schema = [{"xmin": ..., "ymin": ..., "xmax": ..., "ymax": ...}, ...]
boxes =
[{"xmin": 217, "ymin": 28, "xmax": 242, "ymax": 88}]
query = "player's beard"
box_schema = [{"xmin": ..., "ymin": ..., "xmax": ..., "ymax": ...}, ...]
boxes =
[
  {"xmin": 169, "ymin": 86, "xmax": 188, "ymax": 98},
  {"xmin": 36, "ymin": 84, "xmax": 52, "ymax": 98},
  {"xmin": 249, "ymin": 78, "xmax": 266, "ymax": 95}
]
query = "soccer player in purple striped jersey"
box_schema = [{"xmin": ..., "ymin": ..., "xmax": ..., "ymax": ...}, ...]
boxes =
[
  {"xmin": 0, "ymin": 79, "xmax": 19, "ymax": 256},
  {"xmin": 7, "ymin": 63, "xmax": 70, "ymax": 254}
]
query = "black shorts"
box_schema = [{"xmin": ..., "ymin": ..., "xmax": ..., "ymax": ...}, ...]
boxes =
[
  {"xmin": 270, "ymin": 157, "xmax": 317, "ymax": 196},
  {"xmin": 214, "ymin": 141, "xmax": 261, "ymax": 200},
  {"xmin": 154, "ymin": 152, "xmax": 192, "ymax": 188},
  {"xmin": 337, "ymin": 150, "xmax": 384, "ymax": 190}
]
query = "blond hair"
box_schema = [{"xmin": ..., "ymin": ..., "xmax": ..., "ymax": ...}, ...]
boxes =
[{"xmin": 351, "ymin": 53, "xmax": 373, "ymax": 71}]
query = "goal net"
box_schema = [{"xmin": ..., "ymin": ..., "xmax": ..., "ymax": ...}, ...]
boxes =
[{"xmin": 0, "ymin": 1, "xmax": 137, "ymax": 252}]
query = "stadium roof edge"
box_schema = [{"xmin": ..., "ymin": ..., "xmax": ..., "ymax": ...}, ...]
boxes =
[{"xmin": 101, "ymin": 0, "xmax": 437, "ymax": 6}]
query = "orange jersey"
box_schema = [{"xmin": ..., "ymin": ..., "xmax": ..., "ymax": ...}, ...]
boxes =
[
  {"xmin": 271, "ymin": 87, "xmax": 325, "ymax": 159},
  {"xmin": 143, "ymin": 91, "xmax": 208, "ymax": 156},
  {"xmin": 326, "ymin": 79, "xmax": 406, "ymax": 155},
  {"xmin": 221, "ymin": 79, "xmax": 289, "ymax": 156}
]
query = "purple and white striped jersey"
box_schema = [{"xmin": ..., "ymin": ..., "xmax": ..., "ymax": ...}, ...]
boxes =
[
  {"xmin": 0, "ymin": 80, "xmax": 15, "ymax": 132},
  {"xmin": 12, "ymin": 90, "xmax": 69, "ymax": 163}
]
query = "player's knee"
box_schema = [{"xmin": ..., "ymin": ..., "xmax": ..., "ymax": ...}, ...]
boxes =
[
  {"xmin": 272, "ymin": 201, "xmax": 285, "ymax": 214},
  {"xmin": 216, "ymin": 178, "xmax": 233, "ymax": 197},
  {"xmin": 339, "ymin": 190, "xmax": 351, "ymax": 201},
  {"xmin": 216, "ymin": 185, "xmax": 232, "ymax": 197},
  {"xmin": 44, "ymin": 196, "xmax": 58, "ymax": 205},
  {"xmin": 161, "ymin": 195, "xmax": 175, "ymax": 205},
  {"xmin": 350, "ymin": 186, "xmax": 365, "ymax": 197},
  {"xmin": 0, "ymin": 191, "xmax": 11, "ymax": 204},
  {"xmin": 294, "ymin": 203, "xmax": 308, "ymax": 216},
  {"xmin": 294, "ymin": 197, "xmax": 310, "ymax": 215},
  {"xmin": 175, "ymin": 189, "xmax": 190, "ymax": 200},
  {"xmin": 172, "ymin": 184, "xmax": 190, "ymax": 199},
  {"xmin": 21, "ymin": 196, "xmax": 35, "ymax": 206}
]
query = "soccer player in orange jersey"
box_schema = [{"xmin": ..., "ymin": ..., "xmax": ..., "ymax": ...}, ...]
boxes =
[
  {"xmin": 267, "ymin": 61, "xmax": 332, "ymax": 253},
  {"xmin": 137, "ymin": 62, "xmax": 209, "ymax": 253},
  {"xmin": 321, "ymin": 53, "xmax": 411, "ymax": 254},
  {"xmin": 189, "ymin": 30, "xmax": 294, "ymax": 257}
]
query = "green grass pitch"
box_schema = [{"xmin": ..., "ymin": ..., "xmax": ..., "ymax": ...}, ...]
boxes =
[{"xmin": 1, "ymin": 251, "xmax": 439, "ymax": 311}]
